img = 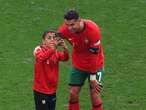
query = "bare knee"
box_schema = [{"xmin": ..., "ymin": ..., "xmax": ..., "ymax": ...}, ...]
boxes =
[{"xmin": 69, "ymin": 87, "xmax": 80, "ymax": 103}]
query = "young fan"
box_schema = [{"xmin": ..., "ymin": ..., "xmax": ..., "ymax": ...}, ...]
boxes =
[{"xmin": 33, "ymin": 30, "xmax": 69, "ymax": 110}]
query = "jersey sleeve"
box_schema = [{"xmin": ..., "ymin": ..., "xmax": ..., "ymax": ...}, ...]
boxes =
[
  {"xmin": 56, "ymin": 49, "xmax": 69, "ymax": 61},
  {"xmin": 88, "ymin": 25, "xmax": 102, "ymax": 54},
  {"xmin": 33, "ymin": 46, "xmax": 55, "ymax": 62}
]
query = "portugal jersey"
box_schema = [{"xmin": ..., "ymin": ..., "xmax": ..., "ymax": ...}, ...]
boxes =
[
  {"xmin": 33, "ymin": 45, "xmax": 68, "ymax": 94},
  {"xmin": 59, "ymin": 19, "xmax": 104, "ymax": 73}
]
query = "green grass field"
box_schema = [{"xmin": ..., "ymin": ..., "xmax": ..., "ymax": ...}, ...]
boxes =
[{"xmin": 0, "ymin": 0, "xmax": 146, "ymax": 110}]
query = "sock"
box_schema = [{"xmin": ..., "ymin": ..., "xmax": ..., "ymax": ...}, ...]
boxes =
[
  {"xmin": 91, "ymin": 97, "xmax": 103, "ymax": 110},
  {"xmin": 92, "ymin": 104, "xmax": 103, "ymax": 110},
  {"xmin": 69, "ymin": 101, "xmax": 80, "ymax": 110}
]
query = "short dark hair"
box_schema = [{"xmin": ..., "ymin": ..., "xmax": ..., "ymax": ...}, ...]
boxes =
[
  {"xmin": 42, "ymin": 30, "xmax": 56, "ymax": 39},
  {"xmin": 42, "ymin": 29, "xmax": 60, "ymax": 40},
  {"xmin": 64, "ymin": 9, "xmax": 79, "ymax": 20}
]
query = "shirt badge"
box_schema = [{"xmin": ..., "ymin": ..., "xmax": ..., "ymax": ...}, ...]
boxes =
[{"xmin": 42, "ymin": 99, "xmax": 46, "ymax": 104}]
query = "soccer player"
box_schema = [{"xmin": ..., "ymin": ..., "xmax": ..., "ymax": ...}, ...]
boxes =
[
  {"xmin": 58, "ymin": 9, "xmax": 104, "ymax": 110},
  {"xmin": 33, "ymin": 30, "xmax": 69, "ymax": 110}
]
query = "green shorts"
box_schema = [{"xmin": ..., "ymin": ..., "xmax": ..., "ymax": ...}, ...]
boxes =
[{"xmin": 69, "ymin": 67, "xmax": 104, "ymax": 86}]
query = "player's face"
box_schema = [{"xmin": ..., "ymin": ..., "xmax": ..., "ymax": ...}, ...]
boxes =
[
  {"xmin": 43, "ymin": 32, "xmax": 55, "ymax": 44},
  {"xmin": 64, "ymin": 19, "xmax": 81, "ymax": 33}
]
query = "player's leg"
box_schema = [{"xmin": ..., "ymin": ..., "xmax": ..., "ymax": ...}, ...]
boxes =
[
  {"xmin": 47, "ymin": 93, "xmax": 56, "ymax": 110},
  {"xmin": 89, "ymin": 68, "xmax": 104, "ymax": 110},
  {"xmin": 68, "ymin": 67, "xmax": 88, "ymax": 110},
  {"xmin": 69, "ymin": 86, "xmax": 81, "ymax": 110},
  {"xmin": 90, "ymin": 91, "xmax": 103, "ymax": 110},
  {"xmin": 33, "ymin": 90, "xmax": 49, "ymax": 110}
]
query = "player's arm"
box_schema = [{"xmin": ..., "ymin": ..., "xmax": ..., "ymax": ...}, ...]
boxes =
[
  {"xmin": 89, "ymin": 25, "xmax": 103, "ymax": 94},
  {"xmin": 89, "ymin": 40, "xmax": 101, "ymax": 54},
  {"xmin": 88, "ymin": 25, "xmax": 101, "ymax": 55},
  {"xmin": 33, "ymin": 46, "xmax": 55, "ymax": 62}
]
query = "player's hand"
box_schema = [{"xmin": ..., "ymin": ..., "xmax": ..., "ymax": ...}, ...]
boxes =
[{"xmin": 90, "ymin": 80, "xmax": 103, "ymax": 94}]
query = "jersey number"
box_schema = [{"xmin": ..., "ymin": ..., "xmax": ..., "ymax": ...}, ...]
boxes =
[{"xmin": 97, "ymin": 71, "xmax": 102, "ymax": 82}]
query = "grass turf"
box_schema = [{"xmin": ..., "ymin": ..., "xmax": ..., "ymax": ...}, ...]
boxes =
[{"xmin": 0, "ymin": 0, "xmax": 146, "ymax": 110}]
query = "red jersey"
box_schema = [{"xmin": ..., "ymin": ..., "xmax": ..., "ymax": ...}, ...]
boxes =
[
  {"xmin": 33, "ymin": 45, "xmax": 69, "ymax": 94},
  {"xmin": 59, "ymin": 19, "xmax": 104, "ymax": 73}
]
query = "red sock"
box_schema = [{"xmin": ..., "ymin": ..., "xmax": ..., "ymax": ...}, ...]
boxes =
[
  {"xmin": 91, "ymin": 97, "xmax": 103, "ymax": 110},
  {"xmin": 69, "ymin": 101, "xmax": 80, "ymax": 110},
  {"xmin": 92, "ymin": 105, "xmax": 103, "ymax": 110}
]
